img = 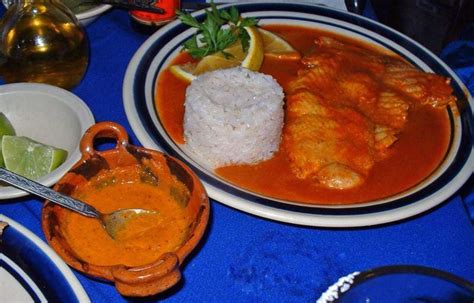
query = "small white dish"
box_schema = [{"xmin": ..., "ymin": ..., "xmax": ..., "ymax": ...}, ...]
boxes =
[
  {"xmin": 76, "ymin": 4, "xmax": 112, "ymax": 26},
  {"xmin": 0, "ymin": 83, "xmax": 95, "ymax": 199},
  {"xmin": 1, "ymin": 0, "xmax": 111, "ymax": 26}
]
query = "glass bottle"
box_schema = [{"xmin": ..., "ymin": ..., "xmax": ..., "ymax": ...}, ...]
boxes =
[{"xmin": 0, "ymin": 0, "xmax": 89, "ymax": 89}]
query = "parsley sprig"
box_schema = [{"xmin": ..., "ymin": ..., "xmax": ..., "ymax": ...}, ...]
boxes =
[{"xmin": 176, "ymin": 2, "xmax": 258, "ymax": 59}]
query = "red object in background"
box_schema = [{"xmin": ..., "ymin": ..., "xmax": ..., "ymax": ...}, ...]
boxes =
[{"xmin": 130, "ymin": 0, "xmax": 180, "ymax": 26}]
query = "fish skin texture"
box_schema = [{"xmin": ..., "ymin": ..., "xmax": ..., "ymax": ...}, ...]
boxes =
[{"xmin": 283, "ymin": 36, "xmax": 454, "ymax": 189}]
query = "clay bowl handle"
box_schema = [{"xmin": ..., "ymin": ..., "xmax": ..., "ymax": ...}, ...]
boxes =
[
  {"xmin": 79, "ymin": 121, "xmax": 129, "ymax": 158},
  {"xmin": 111, "ymin": 253, "xmax": 182, "ymax": 297}
]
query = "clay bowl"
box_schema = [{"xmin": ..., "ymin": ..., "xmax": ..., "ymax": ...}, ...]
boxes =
[{"xmin": 41, "ymin": 122, "xmax": 209, "ymax": 297}]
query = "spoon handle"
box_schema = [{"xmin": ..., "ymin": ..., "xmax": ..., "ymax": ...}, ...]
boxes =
[
  {"xmin": 0, "ymin": 167, "xmax": 99, "ymax": 218},
  {"xmin": 79, "ymin": 0, "xmax": 165, "ymax": 14}
]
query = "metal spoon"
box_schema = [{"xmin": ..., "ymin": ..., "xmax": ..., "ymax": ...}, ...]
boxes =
[
  {"xmin": 68, "ymin": 0, "xmax": 165, "ymax": 14},
  {"xmin": 0, "ymin": 167, "xmax": 158, "ymax": 239}
]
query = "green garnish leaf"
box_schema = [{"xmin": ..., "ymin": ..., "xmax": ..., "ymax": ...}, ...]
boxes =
[
  {"xmin": 239, "ymin": 30, "xmax": 250, "ymax": 53},
  {"xmin": 183, "ymin": 35, "xmax": 210, "ymax": 58},
  {"xmin": 240, "ymin": 17, "xmax": 258, "ymax": 27},
  {"xmin": 178, "ymin": 13, "xmax": 201, "ymax": 28},
  {"xmin": 176, "ymin": 1, "xmax": 259, "ymax": 59},
  {"xmin": 228, "ymin": 6, "xmax": 240, "ymax": 23}
]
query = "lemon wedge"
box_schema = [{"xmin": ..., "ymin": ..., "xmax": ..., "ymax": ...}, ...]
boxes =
[
  {"xmin": 258, "ymin": 28, "xmax": 301, "ymax": 60},
  {"xmin": 170, "ymin": 26, "xmax": 264, "ymax": 83}
]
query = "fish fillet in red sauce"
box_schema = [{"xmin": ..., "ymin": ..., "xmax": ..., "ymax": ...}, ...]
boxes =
[{"xmin": 284, "ymin": 35, "xmax": 456, "ymax": 189}]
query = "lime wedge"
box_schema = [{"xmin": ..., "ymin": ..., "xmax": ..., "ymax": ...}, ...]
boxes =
[
  {"xmin": 2, "ymin": 136, "xmax": 68, "ymax": 180},
  {"xmin": 0, "ymin": 113, "xmax": 16, "ymax": 167}
]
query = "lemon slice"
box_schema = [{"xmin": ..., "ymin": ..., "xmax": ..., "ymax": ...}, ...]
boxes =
[
  {"xmin": 258, "ymin": 28, "xmax": 301, "ymax": 60},
  {"xmin": 170, "ymin": 26, "xmax": 264, "ymax": 83},
  {"xmin": 0, "ymin": 113, "xmax": 16, "ymax": 167},
  {"xmin": 2, "ymin": 135, "xmax": 68, "ymax": 180}
]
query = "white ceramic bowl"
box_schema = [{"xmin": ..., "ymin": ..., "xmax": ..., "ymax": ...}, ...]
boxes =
[
  {"xmin": 76, "ymin": 4, "xmax": 112, "ymax": 26},
  {"xmin": 1, "ymin": 0, "xmax": 111, "ymax": 26},
  {"xmin": 0, "ymin": 83, "xmax": 95, "ymax": 199}
]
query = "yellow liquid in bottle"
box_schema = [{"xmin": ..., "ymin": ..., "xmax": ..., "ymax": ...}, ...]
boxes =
[{"xmin": 0, "ymin": 1, "xmax": 88, "ymax": 89}]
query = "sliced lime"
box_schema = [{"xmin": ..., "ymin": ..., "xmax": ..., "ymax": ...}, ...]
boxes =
[
  {"xmin": 2, "ymin": 136, "xmax": 68, "ymax": 180},
  {"xmin": 0, "ymin": 113, "xmax": 16, "ymax": 167}
]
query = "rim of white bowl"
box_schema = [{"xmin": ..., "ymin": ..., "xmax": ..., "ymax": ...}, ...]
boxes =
[
  {"xmin": 1, "ymin": 1, "xmax": 111, "ymax": 22},
  {"xmin": 76, "ymin": 4, "xmax": 112, "ymax": 20},
  {"xmin": 0, "ymin": 83, "xmax": 95, "ymax": 200}
]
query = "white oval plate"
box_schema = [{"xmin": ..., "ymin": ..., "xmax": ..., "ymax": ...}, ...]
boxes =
[
  {"xmin": 0, "ymin": 83, "xmax": 95, "ymax": 199},
  {"xmin": 123, "ymin": 2, "xmax": 474, "ymax": 227},
  {"xmin": 0, "ymin": 214, "xmax": 89, "ymax": 302}
]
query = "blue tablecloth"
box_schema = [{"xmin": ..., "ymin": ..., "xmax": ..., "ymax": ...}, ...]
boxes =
[{"xmin": 1, "ymin": 3, "xmax": 473, "ymax": 303}]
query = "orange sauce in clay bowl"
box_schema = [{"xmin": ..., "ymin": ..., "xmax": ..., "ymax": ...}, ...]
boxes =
[{"xmin": 41, "ymin": 122, "xmax": 209, "ymax": 297}]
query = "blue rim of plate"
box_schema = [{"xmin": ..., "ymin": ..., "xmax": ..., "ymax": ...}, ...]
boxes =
[
  {"xmin": 0, "ymin": 215, "xmax": 89, "ymax": 302},
  {"xmin": 123, "ymin": 2, "xmax": 474, "ymax": 227},
  {"xmin": 316, "ymin": 265, "xmax": 474, "ymax": 302}
]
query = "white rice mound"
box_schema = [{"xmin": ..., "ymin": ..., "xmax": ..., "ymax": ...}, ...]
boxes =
[{"xmin": 183, "ymin": 67, "xmax": 284, "ymax": 169}]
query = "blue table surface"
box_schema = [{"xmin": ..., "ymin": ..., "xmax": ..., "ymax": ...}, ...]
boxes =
[{"xmin": 1, "ymin": 2, "xmax": 474, "ymax": 302}]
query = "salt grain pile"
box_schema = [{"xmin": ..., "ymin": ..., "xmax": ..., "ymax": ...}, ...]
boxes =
[{"xmin": 183, "ymin": 67, "xmax": 284, "ymax": 168}]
